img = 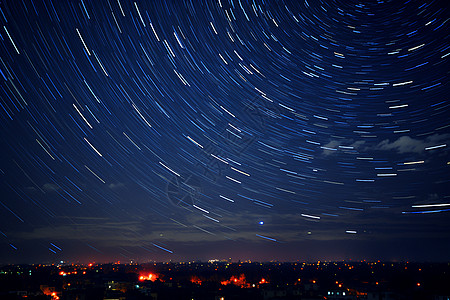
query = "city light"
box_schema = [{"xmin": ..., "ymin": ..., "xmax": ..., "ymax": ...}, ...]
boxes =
[{"xmin": 139, "ymin": 273, "xmax": 157, "ymax": 282}]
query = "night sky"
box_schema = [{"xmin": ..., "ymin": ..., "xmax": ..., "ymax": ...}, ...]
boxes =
[{"xmin": 0, "ymin": 0, "xmax": 449, "ymax": 264}]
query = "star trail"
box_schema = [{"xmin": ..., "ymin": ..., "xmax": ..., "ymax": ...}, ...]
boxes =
[{"xmin": 0, "ymin": 0, "xmax": 449, "ymax": 263}]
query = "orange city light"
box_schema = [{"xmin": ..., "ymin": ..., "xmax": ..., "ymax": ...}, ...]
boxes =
[{"xmin": 139, "ymin": 273, "xmax": 157, "ymax": 281}]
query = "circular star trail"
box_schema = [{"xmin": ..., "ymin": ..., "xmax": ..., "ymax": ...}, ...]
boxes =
[{"xmin": 0, "ymin": 0, "xmax": 449, "ymax": 262}]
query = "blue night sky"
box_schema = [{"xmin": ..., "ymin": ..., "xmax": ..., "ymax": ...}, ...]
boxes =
[{"xmin": 0, "ymin": 0, "xmax": 449, "ymax": 263}]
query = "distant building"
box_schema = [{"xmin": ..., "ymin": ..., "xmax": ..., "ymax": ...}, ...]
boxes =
[
  {"xmin": 262, "ymin": 289, "xmax": 287, "ymax": 300},
  {"xmin": 433, "ymin": 297, "xmax": 450, "ymax": 300},
  {"xmin": 327, "ymin": 290, "xmax": 355, "ymax": 299},
  {"xmin": 367, "ymin": 291, "xmax": 399, "ymax": 300}
]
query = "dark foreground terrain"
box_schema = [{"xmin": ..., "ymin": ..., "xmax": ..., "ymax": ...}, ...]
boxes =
[{"xmin": 1, "ymin": 261, "xmax": 449, "ymax": 299}]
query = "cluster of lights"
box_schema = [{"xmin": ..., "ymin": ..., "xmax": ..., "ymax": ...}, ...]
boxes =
[
  {"xmin": 42, "ymin": 288, "xmax": 60, "ymax": 300},
  {"xmin": 139, "ymin": 273, "xmax": 157, "ymax": 281},
  {"xmin": 220, "ymin": 274, "xmax": 268, "ymax": 288},
  {"xmin": 59, "ymin": 271, "xmax": 86, "ymax": 276},
  {"xmin": 190, "ymin": 275, "xmax": 202, "ymax": 285},
  {"xmin": 328, "ymin": 291, "xmax": 346, "ymax": 296}
]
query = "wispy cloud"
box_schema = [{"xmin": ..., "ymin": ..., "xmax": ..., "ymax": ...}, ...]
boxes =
[
  {"xmin": 42, "ymin": 183, "xmax": 60, "ymax": 192},
  {"xmin": 108, "ymin": 182, "xmax": 125, "ymax": 190},
  {"xmin": 321, "ymin": 139, "xmax": 365, "ymax": 156},
  {"xmin": 375, "ymin": 134, "xmax": 449, "ymax": 154},
  {"xmin": 13, "ymin": 205, "xmax": 450, "ymax": 254}
]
